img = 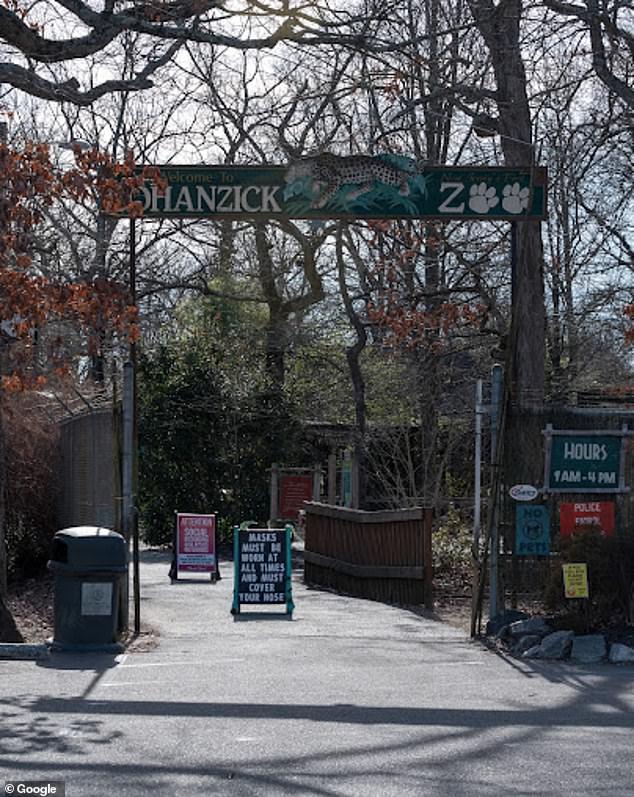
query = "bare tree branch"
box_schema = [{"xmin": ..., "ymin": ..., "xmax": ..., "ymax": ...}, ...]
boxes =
[{"xmin": 543, "ymin": 0, "xmax": 634, "ymax": 108}]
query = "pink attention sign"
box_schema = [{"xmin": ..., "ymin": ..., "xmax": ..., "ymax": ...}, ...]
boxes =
[{"xmin": 176, "ymin": 513, "xmax": 216, "ymax": 573}]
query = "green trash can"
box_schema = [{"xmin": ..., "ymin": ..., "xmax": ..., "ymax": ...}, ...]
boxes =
[{"xmin": 47, "ymin": 526, "xmax": 127, "ymax": 653}]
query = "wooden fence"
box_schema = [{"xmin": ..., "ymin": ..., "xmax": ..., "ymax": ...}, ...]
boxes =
[{"xmin": 303, "ymin": 502, "xmax": 433, "ymax": 607}]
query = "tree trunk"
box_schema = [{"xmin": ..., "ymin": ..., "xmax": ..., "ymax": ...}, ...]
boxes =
[
  {"xmin": 469, "ymin": 0, "xmax": 548, "ymax": 624},
  {"xmin": 470, "ymin": 0, "xmax": 546, "ymax": 415},
  {"xmin": 470, "ymin": 0, "xmax": 546, "ymax": 503}
]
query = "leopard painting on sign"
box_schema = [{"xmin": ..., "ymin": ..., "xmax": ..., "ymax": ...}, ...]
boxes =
[{"xmin": 285, "ymin": 153, "xmax": 412, "ymax": 209}]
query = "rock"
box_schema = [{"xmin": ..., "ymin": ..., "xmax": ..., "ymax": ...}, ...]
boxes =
[
  {"xmin": 522, "ymin": 644, "xmax": 542, "ymax": 659},
  {"xmin": 508, "ymin": 618, "xmax": 550, "ymax": 638},
  {"xmin": 496, "ymin": 625, "xmax": 511, "ymax": 641},
  {"xmin": 486, "ymin": 609, "xmax": 528, "ymax": 636},
  {"xmin": 523, "ymin": 630, "xmax": 574, "ymax": 660},
  {"xmin": 570, "ymin": 634, "xmax": 607, "ymax": 663},
  {"xmin": 513, "ymin": 634, "xmax": 543, "ymax": 655},
  {"xmin": 608, "ymin": 643, "xmax": 634, "ymax": 664}
]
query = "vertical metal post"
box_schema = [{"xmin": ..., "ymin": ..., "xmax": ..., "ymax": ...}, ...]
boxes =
[
  {"xmin": 122, "ymin": 361, "xmax": 133, "ymax": 631},
  {"xmin": 130, "ymin": 217, "xmax": 140, "ymax": 636},
  {"xmin": 489, "ymin": 364, "xmax": 504, "ymax": 621},
  {"xmin": 285, "ymin": 524, "xmax": 295, "ymax": 618},
  {"xmin": 473, "ymin": 380, "xmax": 483, "ymax": 553},
  {"xmin": 231, "ymin": 526, "xmax": 240, "ymax": 615},
  {"xmin": 510, "ymin": 222, "xmax": 518, "ymax": 308}
]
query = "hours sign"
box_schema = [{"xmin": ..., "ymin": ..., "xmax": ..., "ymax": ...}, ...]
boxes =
[{"xmin": 544, "ymin": 428, "xmax": 628, "ymax": 493}]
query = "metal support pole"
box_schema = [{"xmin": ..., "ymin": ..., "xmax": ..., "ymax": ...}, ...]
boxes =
[
  {"xmin": 122, "ymin": 361, "xmax": 133, "ymax": 632},
  {"xmin": 489, "ymin": 364, "xmax": 504, "ymax": 621},
  {"xmin": 473, "ymin": 380, "xmax": 483, "ymax": 554},
  {"xmin": 126, "ymin": 217, "xmax": 141, "ymax": 635}
]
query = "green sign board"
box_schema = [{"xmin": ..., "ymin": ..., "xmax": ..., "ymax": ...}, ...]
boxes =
[
  {"xmin": 546, "ymin": 432, "xmax": 625, "ymax": 493},
  {"xmin": 125, "ymin": 156, "xmax": 547, "ymax": 221}
]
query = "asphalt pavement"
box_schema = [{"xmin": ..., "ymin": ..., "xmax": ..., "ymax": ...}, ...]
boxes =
[{"xmin": 2, "ymin": 548, "xmax": 634, "ymax": 796}]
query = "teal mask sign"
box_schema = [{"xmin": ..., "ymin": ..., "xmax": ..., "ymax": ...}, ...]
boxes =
[
  {"xmin": 515, "ymin": 505, "xmax": 550, "ymax": 556},
  {"xmin": 125, "ymin": 156, "xmax": 547, "ymax": 221},
  {"xmin": 231, "ymin": 526, "xmax": 294, "ymax": 617},
  {"xmin": 547, "ymin": 432, "xmax": 624, "ymax": 493}
]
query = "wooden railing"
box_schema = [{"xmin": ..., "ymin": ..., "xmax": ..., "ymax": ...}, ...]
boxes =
[{"xmin": 303, "ymin": 502, "xmax": 433, "ymax": 607}]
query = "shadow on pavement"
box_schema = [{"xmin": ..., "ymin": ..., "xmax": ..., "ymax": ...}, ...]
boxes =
[
  {"xmin": 232, "ymin": 612, "xmax": 294, "ymax": 622},
  {"xmin": 29, "ymin": 692, "xmax": 634, "ymax": 729}
]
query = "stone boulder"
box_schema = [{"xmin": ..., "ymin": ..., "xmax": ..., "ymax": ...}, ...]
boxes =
[
  {"xmin": 486, "ymin": 610, "xmax": 528, "ymax": 637},
  {"xmin": 522, "ymin": 630, "xmax": 574, "ymax": 660},
  {"xmin": 570, "ymin": 634, "xmax": 607, "ymax": 664},
  {"xmin": 513, "ymin": 634, "xmax": 543, "ymax": 655},
  {"xmin": 608, "ymin": 643, "xmax": 634, "ymax": 664},
  {"xmin": 508, "ymin": 617, "xmax": 550, "ymax": 638}
]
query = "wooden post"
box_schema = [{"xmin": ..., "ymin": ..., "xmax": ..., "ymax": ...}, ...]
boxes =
[
  {"xmin": 351, "ymin": 449, "xmax": 360, "ymax": 509},
  {"xmin": 269, "ymin": 463, "xmax": 279, "ymax": 522},
  {"xmin": 342, "ymin": 449, "xmax": 352, "ymax": 507},
  {"xmin": 328, "ymin": 451, "xmax": 337, "ymax": 505},
  {"xmin": 312, "ymin": 464, "xmax": 321, "ymax": 501},
  {"xmin": 423, "ymin": 507, "xmax": 434, "ymax": 609}
]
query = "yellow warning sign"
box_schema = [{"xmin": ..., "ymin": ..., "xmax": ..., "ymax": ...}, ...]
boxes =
[{"xmin": 562, "ymin": 563, "xmax": 589, "ymax": 599}]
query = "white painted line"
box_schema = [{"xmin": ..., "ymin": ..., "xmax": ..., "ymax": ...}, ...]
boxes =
[
  {"xmin": 100, "ymin": 681, "xmax": 165, "ymax": 687},
  {"xmin": 118, "ymin": 661, "xmax": 190, "ymax": 668}
]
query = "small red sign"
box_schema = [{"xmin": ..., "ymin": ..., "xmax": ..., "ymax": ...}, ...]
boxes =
[
  {"xmin": 279, "ymin": 475, "xmax": 313, "ymax": 519},
  {"xmin": 177, "ymin": 513, "xmax": 216, "ymax": 573},
  {"xmin": 559, "ymin": 502, "xmax": 615, "ymax": 538}
]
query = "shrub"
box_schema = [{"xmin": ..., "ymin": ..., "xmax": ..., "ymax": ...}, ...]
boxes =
[
  {"xmin": 543, "ymin": 530, "xmax": 634, "ymax": 628},
  {"xmin": 433, "ymin": 507, "xmax": 473, "ymax": 591},
  {"xmin": 4, "ymin": 393, "xmax": 59, "ymax": 580}
]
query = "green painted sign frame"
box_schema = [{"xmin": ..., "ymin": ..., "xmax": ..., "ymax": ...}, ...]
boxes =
[
  {"xmin": 231, "ymin": 525, "xmax": 294, "ymax": 617},
  {"xmin": 120, "ymin": 159, "xmax": 547, "ymax": 221},
  {"xmin": 543, "ymin": 425, "xmax": 631, "ymax": 494}
]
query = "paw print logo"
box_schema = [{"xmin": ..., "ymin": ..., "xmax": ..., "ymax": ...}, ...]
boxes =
[
  {"xmin": 468, "ymin": 183, "xmax": 499, "ymax": 214},
  {"xmin": 502, "ymin": 182, "xmax": 530, "ymax": 214}
]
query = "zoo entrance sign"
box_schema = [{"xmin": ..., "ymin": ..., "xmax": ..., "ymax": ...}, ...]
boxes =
[{"xmin": 124, "ymin": 156, "xmax": 547, "ymax": 221}]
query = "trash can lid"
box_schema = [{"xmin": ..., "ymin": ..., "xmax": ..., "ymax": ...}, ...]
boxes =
[
  {"xmin": 51, "ymin": 526, "xmax": 127, "ymax": 568},
  {"xmin": 55, "ymin": 526, "xmax": 124, "ymax": 540}
]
